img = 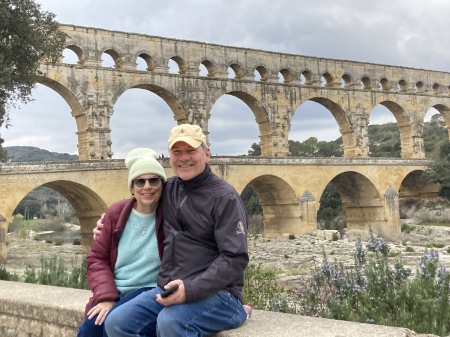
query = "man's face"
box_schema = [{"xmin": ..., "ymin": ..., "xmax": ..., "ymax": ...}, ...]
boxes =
[{"xmin": 169, "ymin": 141, "xmax": 210, "ymax": 181}]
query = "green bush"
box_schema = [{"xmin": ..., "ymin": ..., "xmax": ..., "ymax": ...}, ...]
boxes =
[
  {"xmin": 1, "ymin": 254, "xmax": 88, "ymax": 290},
  {"xmin": 401, "ymin": 223, "xmax": 413, "ymax": 233},
  {"xmin": 243, "ymin": 263, "xmax": 292, "ymax": 313},
  {"xmin": 405, "ymin": 246, "xmax": 415, "ymax": 252},
  {"xmin": 433, "ymin": 243, "xmax": 445, "ymax": 249},
  {"xmin": 288, "ymin": 234, "xmax": 296, "ymax": 240}
]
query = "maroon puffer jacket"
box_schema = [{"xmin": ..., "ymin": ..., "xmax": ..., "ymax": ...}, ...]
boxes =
[{"xmin": 86, "ymin": 198, "xmax": 164, "ymax": 306}]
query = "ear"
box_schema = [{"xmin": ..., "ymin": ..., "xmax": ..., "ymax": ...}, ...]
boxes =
[{"xmin": 205, "ymin": 146, "xmax": 211, "ymax": 162}]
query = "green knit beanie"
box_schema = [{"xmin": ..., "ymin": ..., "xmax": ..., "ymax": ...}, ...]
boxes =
[{"xmin": 125, "ymin": 148, "xmax": 167, "ymax": 190}]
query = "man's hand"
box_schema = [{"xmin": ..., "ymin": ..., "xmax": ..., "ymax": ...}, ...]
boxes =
[
  {"xmin": 87, "ymin": 300, "xmax": 115, "ymax": 325},
  {"xmin": 93, "ymin": 213, "xmax": 106, "ymax": 240},
  {"xmin": 156, "ymin": 280, "xmax": 186, "ymax": 306}
]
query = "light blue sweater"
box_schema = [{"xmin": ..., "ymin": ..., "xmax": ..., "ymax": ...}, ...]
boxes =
[{"xmin": 114, "ymin": 209, "xmax": 161, "ymax": 298}]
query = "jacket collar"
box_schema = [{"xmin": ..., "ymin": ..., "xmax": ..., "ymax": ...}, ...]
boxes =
[{"xmin": 179, "ymin": 164, "xmax": 211, "ymax": 190}]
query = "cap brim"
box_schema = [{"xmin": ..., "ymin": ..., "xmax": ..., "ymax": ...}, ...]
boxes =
[{"xmin": 169, "ymin": 137, "xmax": 202, "ymax": 150}]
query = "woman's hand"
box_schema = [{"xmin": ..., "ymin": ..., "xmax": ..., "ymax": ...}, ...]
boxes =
[
  {"xmin": 92, "ymin": 213, "xmax": 106, "ymax": 240},
  {"xmin": 87, "ymin": 300, "xmax": 115, "ymax": 325}
]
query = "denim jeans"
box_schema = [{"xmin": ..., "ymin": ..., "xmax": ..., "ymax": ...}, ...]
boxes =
[
  {"xmin": 104, "ymin": 287, "xmax": 247, "ymax": 337},
  {"xmin": 77, "ymin": 287, "xmax": 154, "ymax": 337}
]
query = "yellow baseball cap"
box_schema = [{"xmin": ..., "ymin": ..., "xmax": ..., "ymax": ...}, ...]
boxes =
[{"xmin": 168, "ymin": 124, "xmax": 206, "ymax": 150}]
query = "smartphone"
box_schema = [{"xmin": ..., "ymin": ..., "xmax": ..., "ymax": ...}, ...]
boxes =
[{"xmin": 160, "ymin": 284, "xmax": 179, "ymax": 298}]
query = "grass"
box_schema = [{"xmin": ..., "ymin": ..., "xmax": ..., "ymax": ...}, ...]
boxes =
[{"xmin": 419, "ymin": 222, "xmax": 450, "ymax": 227}]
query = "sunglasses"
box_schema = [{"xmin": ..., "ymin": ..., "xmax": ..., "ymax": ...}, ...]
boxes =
[{"xmin": 133, "ymin": 177, "xmax": 162, "ymax": 187}]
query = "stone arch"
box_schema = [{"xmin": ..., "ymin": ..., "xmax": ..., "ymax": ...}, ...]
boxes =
[
  {"xmin": 170, "ymin": 56, "xmax": 187, "ymax": 75},
  {"xmin": 322, "ymin": 71, "xmax": 335, "ymax": 87},
  {"xmin": 136, "ymin": 51, "xmax": 155, "ymax": 71},
  {"xmin": 360, "ymin": 75, "xmax": 372, "ymax": 89},
  {"xmin": 398, "ymin": 79, "xmax": 409, "ymax": 92},
  {"xmin": 300, "ymin": 69, "xmax": 314, "ymax": 85},
  {"xmin": 228, "ymin": 62, "xmax": 244, "ymax": 79},
  {"xmin": 200, "ymin": 59, "xmax": 217, "ymax": 77},
  {"xmin": 4, "ymin": 179, "xmax": 107, "ymax": 255},
  {"xmin": 298, "ymin": 96, "xmax": 353, "ymax": 156},
  {"xmin": 370, "ymin": 100, "xmax": 414, "ymax": 158},
  {"xmin": 323, "ymin": 171, "xmax": 385, "ymax": 238},
  {"xmin": 342, "ymin": 73, "xmax": 353, "ymax": 88},
  {"xmin": 399, "ymin": 170, "xmax": 439, "ymax": 200},
  {"xmin": 41, "ymin": 180, "xmax": 107, "ymax": 249},
  {"xmin": 64, "ymin": 44, "xmax": 85, "ymax": 64},
  {"xmin": 112, "ymin": 80, "xmax": 189, "ymax": 125},
  {"xmin": 37, "ymin": 76, "xmax": 88, "ymax": 159},
  {"xmin": 416, "ymin": 81, "xmax": 425, "ymax": 93},
  {"xmin": 380, "ymin": 77, "xmax": 391, "ymax": 91},
  {"xmin": 101, "ymin": 47, "xmax": 124, "ymax": 69},
  {"xmin": 244, "ymin": 175, "xmax": 300, "ymax": 237},
  {"xmin": 254, "ymin": 65, "xmax": 269, "ymax": 82},
  {"xmin": 430, "ymin": 103, "xmax": 450, "ymax": 141},
  {"xmin": 223, "ymin": 91, "xmax": 272, "ymax": 156},
  {"xmin": 278, "ymin": 68, "xmax": 293, "ymax": 84},
  {"xmin": 433, "ymin": 83, "xmax": 442, "ymax": 95}
]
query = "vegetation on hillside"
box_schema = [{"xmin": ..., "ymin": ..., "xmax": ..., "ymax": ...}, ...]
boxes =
[
  {"xmin": 0, "ymin": 0, "xmax": 67, "ymax": 160},
  {"xmin": 5, "ymin": 146, "xmax": 77, "ymax": 162}
]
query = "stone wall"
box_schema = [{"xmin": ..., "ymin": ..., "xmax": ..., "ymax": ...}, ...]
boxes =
[{"xmin": 0, "ymin": 280, "xmax": 440, "ymax": 337}]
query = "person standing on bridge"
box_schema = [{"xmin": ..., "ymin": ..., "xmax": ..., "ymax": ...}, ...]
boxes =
[
  {"xmin": 78, "ymin": 148, "xmax": 167, "ymax": 337},
  {"xmin": 102, "ymin": 124, "xmax": 250, "ymax": 337}
]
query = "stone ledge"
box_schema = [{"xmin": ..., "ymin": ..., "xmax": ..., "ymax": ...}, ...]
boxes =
[{"xmin": 0, "ymin": 280, "xmax": 440, "ymax": 337}]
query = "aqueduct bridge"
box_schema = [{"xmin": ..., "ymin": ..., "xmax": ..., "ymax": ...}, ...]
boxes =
[
  {"xmin": 2, "ymin": 24, "xmax": 449, "ymax": 258},
  {"xmin": 0, "ymin": 157, "xmax": 439, "ymax": 259},
  {"xmin": 41, "ymin": 24, "xmax": 450, "ymax": 160}
]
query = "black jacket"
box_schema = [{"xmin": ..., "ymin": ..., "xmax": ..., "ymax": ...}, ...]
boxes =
[{"xmin": 158, "ymin": 164, "xmax": 249, "ymax": 303}]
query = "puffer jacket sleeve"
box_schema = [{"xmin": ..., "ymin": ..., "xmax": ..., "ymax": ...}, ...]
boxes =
[{"xmin": 86, "ymin": 210, "xmax": 119, "ymax": 304}]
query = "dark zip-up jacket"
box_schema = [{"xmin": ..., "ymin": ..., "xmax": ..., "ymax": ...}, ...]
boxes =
[
  {"xmin": 158, "ymin": 164, "xmax": 249, "ymax": 303},
  {"xmin": 86, "ymin": 198, "xmax": 165, "ymax": 305}
]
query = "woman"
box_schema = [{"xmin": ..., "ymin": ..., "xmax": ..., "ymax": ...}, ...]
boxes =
[{"xmin": 77, "ymin": 148, "xmax": 166, "ymax": 337}]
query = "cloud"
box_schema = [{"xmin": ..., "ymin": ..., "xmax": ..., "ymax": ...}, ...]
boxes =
[{"xmin": 3, "ymin": 0, "xmax": 450, "ymax": 157}]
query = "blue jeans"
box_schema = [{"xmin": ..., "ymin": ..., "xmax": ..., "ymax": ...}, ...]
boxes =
[
  {"xmin": 104, "ymin": 287, "xmax": 247, "ymax": 337},
  {"xmin": 77, "ymin": 287, "xmax": 154, "ymax": 337}
]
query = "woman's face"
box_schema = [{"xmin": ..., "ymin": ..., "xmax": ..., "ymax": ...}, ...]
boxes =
[{"xmin": 131, "ymin": 174, "xmax": 163, "ymax": 213}]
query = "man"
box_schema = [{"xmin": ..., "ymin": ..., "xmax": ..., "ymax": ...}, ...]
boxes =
[{"xmin": 103, "ymin": 124, "xmax": 249, "ymax": 337}]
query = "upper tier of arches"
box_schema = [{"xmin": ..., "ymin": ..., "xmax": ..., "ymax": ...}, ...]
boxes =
[{"xmin": 59, "ymin": 25, "xmax": 450, "ymax": 96}]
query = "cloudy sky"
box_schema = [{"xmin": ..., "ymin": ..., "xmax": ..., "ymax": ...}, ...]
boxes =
[{"xmin": 2, "ymin": 0, "xmax": 449, "ymax": 158}]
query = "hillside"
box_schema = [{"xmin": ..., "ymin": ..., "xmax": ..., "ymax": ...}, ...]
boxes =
[{"xmin": 5, "ymin": 146, "xmax": 78, "ymax": 162}]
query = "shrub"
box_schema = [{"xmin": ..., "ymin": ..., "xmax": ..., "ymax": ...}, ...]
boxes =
[
  {"xmin": 72, "ymin": 238, "xmax": 81, "ymax": 245},
  {"xmin": 401, "ymin": 223, "xmax": 413, "ymax": 233},
  {"xmin": 293, "ymin": 228, "xmax": 450, "ymax": 336},
  {"xmin": 332, "ymin": 232, "xmax": 340, "ymax": 241},
  {"xmin": 433, "ymin": 243, "xmax": 445, "ymax": 249},
  {"xmin": 243, "ymin": 263, "xmax": 293, "ymax": 313},
  {"xmin": 0, "ymin": 265, "xmax": 20, "ymax": 282},
  {"xmin": 288, "ymin": 234, "xmax": 296, "ymax": 240},
  {"xmin": 405, "ymin": 246, "xmax": 415, "ymax": 252}
]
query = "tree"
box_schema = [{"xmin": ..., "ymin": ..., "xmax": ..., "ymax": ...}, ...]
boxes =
[
  {"xmin": 0, "ymin": 0, "xmax": 67, "ymax": 160},
  {"xmin": 248, "ymin": 143, "xmax": 261, "ymax": 156},
  {"xmin": 423, "ymin": 140, "xmax": 450, "ymax": 199}
]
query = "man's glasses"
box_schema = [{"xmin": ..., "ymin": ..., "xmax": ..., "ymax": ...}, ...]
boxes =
[{"xmin": 133, "ymin": 177, "xmax": 162, "ymax": 187}]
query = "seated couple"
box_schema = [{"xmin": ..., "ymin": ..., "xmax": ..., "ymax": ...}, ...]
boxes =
[{"xmin": 78, "ymin": 124, "xmax": 251, "ymax": 337}]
